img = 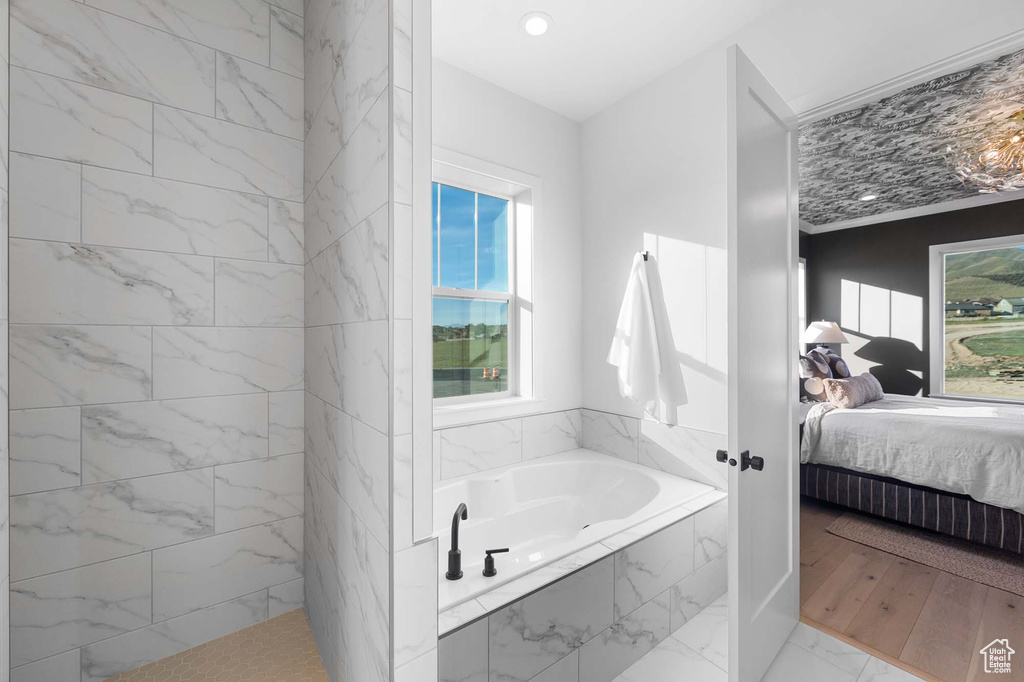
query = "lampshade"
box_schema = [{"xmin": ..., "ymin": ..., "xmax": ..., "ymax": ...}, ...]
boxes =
[{"xmin": 802, "ymin": 320, "xmax": 848, "ymax": 345}]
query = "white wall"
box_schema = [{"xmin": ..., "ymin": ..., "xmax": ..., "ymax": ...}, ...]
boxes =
[
  {"xmin": 581, "ymin": 47, "xmax": 730, "ymax": 488},
  {"xmin": 432, "ymin": 59, "xmax": 584, "ymax": 421}
]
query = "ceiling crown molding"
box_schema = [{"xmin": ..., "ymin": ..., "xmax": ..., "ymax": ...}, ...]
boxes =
[{"xmin": 797, "ymin": 28, "xmax": 1024, "ymax": 125}]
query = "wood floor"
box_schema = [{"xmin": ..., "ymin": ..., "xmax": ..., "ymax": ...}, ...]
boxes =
[{"xmin": 800, "ymin": 499, "xmax": 1024, "ymax": 682}]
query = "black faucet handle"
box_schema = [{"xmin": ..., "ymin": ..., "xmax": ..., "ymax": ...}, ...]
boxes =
[{"xmin": 482, "ymin": 548, "xmax": 509, "ymax": 578}]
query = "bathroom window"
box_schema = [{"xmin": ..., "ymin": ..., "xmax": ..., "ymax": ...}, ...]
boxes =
[{"xmin": 432, "ymin": 181, "xmax": 515, "ymax": 403}]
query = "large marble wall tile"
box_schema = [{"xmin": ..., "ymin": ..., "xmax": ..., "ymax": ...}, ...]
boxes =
[
  {"xmin": 153, "ymin": 327, "xmax": 303, "ymax": 399},
  {"xmin": 10, "ymin": 648, "xmax": 80, "ymax": 682},
  {"xmin": 83, "ymin": 0, "xmax": 271, "ymax": 66},
  {"xmin": 80, "ymin": 591, "xmax": 268, "ymax": 682},
  {"xmin": 489, "ymin": 558, "xmax": 614, "ymax": 682},
  {"xmin": 10, "ymin": 325, "xmax": 152, "ymax": 409},
  {"xmin": 11, "ymin": 239, "xmax": 214, "ymax": 325},
  {"xmin": 393, "ymin": 85, "xmax": 412, "ymax": 205},
  {"xmin": 305, "ymin": 204, "xmax": 388, "ymax": 325},
  {"xmin": 639, "ymin": 422, "xmax": 727, "ymax": 489},
  {"xmin": 335, "ymin": 504, "xmax": 389, "ymax": 682},
  {"xmin": 272, "ymin": 0, "xmax": 303, "ymax": 16},
  {"xmin": 215, "ymin": 259, "xmax": 304, "ymax": 327},
  {"xmin": 578, "ymin": 592, "xmax": 670, "ymax": 682},
  {"xmin": 392, "ymin": 319, "xmax": 412, "ymax": 436},
  {"xmin": 9, "ymin": 153, "xmax": 80, "ymax": 242},
  {"xmin": 440, "ymin": 418, "xmax": 522, "ymax": 479},
  {"xmin": 304, "ymin": 92, "xmax": 387, "ymax": 259},
  {"xmin": 394, "ymin": 539, "xmax": 437, "ymax": 668},
  {"xmin": 523, "ymin": 410, "xmax": 582, "ymax": 461},
  {"xmin": 613, "ymin": 517, "xmax": 695, "ymax": 620},
  {"xmin": 392, "ymin": 0, "xmax": 411, "ymax": 92},
  {"xmin": 303, "ymin": 0, "xmax": 376, "ymax": 137},
  {"xmin": 270, "ymin": 6, "xmax": 303, "ymax": 78},
  {"xmin": 10, "ymin": 67, "xmax": 152, "ymax": 174},
  {"xmin": 154, "ymin": 106, "xmax": 302, "ymax": 201},
  {"xmin": 269, "ymin": 390, "xmax": 303, "ymax": 455},
  {"xmin": 582, "ymin": 410, "xmax": 639, "ymax": 463},
  {"xmin": 670, "ymin": 552, "xmax": 728, "ymax": 632},
  {"xmin": 216, "ymin": 53, "xmax": 303, "ymax": 140},
  {"xmin": 268, "ymin": 577, "xmax": 304, "ymax": 617},
  {"xmin": 530, "ymin": 650, "xmax": 578, "ymax": 682},
  {"xmin": 10, "ymin": 468, "xmax": 213, "ymax": 581},
  {"xmin": 10, "ymin": 406, "xmax": 81, "ymax": 495},
  {"xmin": 12, "ymin": 0, "xmax": 215, "ymax": 115},
  {"xmin": 392, "ymin": 201, "xmax": 412, "ymax": 318},
  {"xmin": 81, "ymin": 394, "xmax": 268, "ymax": 483},
  {"xmin": 304, "ymin": 322, "xmax": 388, "ymax": 432},
  {"xmin": 439, "ymin": 617, "xmax": 486, "ymax": 682},
  {"xmin": 694, "ymin": 500, "xmax": 728, "ymax": 570},
  {"xmin": 303, "ymin": 0, "xmax": 387, "ymax": 196},
  {"xmin": 303, "ymin": 525, "xmax": 340, "ymax": 678},
  {"xmin": 269, "ymin": 199, "xmax": 304, "ymax": 265},
  {"xmin": 10, "ymin": 553, "xmax": 151, "ymax": 667},
  {"xmin": 392, "ymin": 433, "xmax": 412, "ymax": 551},
  {"xmin": 152, "ymin": 515, "xmax": 301, "ymax": 620},
  {"xmin": 214, "ymin": 453, "xmax": 303, "ymax": 532},
  {"xmin": 82, "ymin": 166, "xmax": 269, "ymax": 261},
  {"xmin": 302, "ymin": 458, "xmax": 338, "ymax": 578},
  {"xmin": 304, "ymin": 391, "xmax": 388, "ymax": 546},
  {"xmin": 397, "ymin": 649, "xmax": 438, "ymax": 682}
]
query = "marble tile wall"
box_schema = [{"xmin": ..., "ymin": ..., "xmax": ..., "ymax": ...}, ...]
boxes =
[
  {"xmin": 434, "ymin": 409, "xmax": 584, "ymax": 481},
  {"xmin": 7, "ymin": 0, "xmax": 305, "ymax": 678},
  {"xmin": 0, "ymin": 0, "xmax": 10, "ymax": 677},
  {"xmin": 582, "ymin": 409, "xmax": 728, "ymax": 489},
  {"xmin": 438, "ymin": 502, "xmax": 729, "ymax": 682}
]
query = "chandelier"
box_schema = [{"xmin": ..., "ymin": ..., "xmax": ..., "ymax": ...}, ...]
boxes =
[{"xmin": 949, "ymin": 109, "xmax": 1024, "ymax": 193}]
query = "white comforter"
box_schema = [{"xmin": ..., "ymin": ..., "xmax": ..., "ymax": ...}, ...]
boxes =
[{"xmin": 801, "ymin": 394, "xmax": 1024, "ymax": 514}]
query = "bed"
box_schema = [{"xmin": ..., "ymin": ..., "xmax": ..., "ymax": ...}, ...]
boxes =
[{"xmin": 799, "ymin": 394, "xmax": 1024, "ymax": 555}]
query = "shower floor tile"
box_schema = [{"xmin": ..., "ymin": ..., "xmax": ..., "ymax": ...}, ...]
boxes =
[{"xmin": 103, "ymin": 608, "xmax": 327, "ymax": 682}]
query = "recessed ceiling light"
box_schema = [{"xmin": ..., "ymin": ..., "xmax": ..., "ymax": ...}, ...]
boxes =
[
  {"xmin": 520, "ymin": 11, "xmax": 553, "ymax": 37},
  {"xmin": 859, "ymin": 194, "xmax": 878, "ymax": 201}
]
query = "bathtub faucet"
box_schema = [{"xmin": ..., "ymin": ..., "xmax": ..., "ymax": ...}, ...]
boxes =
[{"xmin": 445, "ymin": 503, "xmax": 469, "ymax": 580}]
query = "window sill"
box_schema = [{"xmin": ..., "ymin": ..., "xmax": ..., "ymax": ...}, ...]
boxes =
[
  {"xmin": 930, "ymin": 392, "xmax": 1024, "ymax": 407},
  {"xmin": 434, "ymin": 396, "xmax": 546, "ymax": 429}
]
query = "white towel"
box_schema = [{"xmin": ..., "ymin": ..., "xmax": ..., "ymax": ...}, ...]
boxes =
[{"xmin": 607, "ymin": 253, "xmax": 685, "ymax": 425}]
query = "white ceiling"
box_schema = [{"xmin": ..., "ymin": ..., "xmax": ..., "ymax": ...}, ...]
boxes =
[{"xmin": 433, "ymin": 0, "xmax": 1024, "ymax": 123}]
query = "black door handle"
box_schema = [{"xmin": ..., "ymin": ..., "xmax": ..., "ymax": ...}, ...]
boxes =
[{"xmin": 741, "ymin": 450, "xmax": 764, "ymax": 472}]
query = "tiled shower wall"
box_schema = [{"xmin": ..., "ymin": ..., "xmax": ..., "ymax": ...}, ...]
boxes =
[
  {"xmin": 6, "ymin": 0, "xmax": 305, "ymax": 679},
  {"xmin": 0, "ymin": 0, "xmax": 9, "ymax": 677}
]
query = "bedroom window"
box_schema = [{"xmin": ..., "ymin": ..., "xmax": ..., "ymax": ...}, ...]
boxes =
[
  {"xmin": 930, "ymin": 235, "xmax": 1024, "ymax": 402},
  {"xmin": 432, "ymin": 180, "xmax": 516, "ymax": 403}
]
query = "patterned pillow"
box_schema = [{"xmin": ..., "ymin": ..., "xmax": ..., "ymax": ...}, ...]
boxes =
[
  {"xmin": 817, "ymin": 348, "xmax": 851, "ymax": 378},
  {"xmin": 798, "ymin": 349, "xmax": 833, "ymax": 401}
]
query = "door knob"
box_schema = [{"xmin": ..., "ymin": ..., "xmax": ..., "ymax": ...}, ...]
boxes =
[{"xmin": 740, "ymin": 450, "xmax": 764, "ymax": 472}]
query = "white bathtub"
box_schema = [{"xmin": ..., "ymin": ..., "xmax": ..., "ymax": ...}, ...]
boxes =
[{"xmin": 435, "ymin": 448, "xmax": 716, "ymax": 611}]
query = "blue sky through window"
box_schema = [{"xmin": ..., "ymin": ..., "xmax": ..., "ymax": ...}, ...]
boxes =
[{"xmin": 433, "ymin": 182, "xmax": 510, "ymax": 326}]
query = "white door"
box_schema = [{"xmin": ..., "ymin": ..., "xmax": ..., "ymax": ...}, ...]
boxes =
[{"xmin": 726, "ymin": 45, "xmax": 800, "ymax": 682}]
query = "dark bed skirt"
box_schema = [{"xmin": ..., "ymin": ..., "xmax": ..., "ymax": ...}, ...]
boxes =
[{"xmin": 800, "ymin": 463, "xmax": 1024, "ymax": 556}]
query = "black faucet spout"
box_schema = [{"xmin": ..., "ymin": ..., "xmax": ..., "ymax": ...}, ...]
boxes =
[{"xmin": 446, "ymin": 503, "xmax": 469, "ymax": 581}]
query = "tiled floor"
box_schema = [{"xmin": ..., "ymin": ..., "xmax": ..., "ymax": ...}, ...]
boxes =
[
  {"xmin": 104, "ymin": 608, "xmax": 327, "ymax": 682},
  {"xmin": 614, "ymin": 594, "xmax": 925, "ymax": 682}
]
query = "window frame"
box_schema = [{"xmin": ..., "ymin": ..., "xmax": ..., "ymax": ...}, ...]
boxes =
[
  {"xmin": 928, "ymin": 233, "xmax": 1024, "ymax": 404},
  {"xmin": 431, "ymin": 179, "xmax": 518, "ymax": 406}
]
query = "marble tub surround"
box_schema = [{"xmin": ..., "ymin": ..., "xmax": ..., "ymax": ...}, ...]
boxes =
[
  {"xmin": 581, "ymin": 407, "xmax": 728, "ymax": 489},
  {"xmin": 439, "ymin": 501, "xmax": 729, "ymax": 682},
  {"xmin": 7, "ymin": 0, "xmax": 306, "ymax": 677},
  {"xmin": 435, "ymin": 408, "xmax": 583, "ymax": 480}
]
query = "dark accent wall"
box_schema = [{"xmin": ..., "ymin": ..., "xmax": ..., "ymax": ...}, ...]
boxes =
[{"xmin": 801, "ymin": 199, "xmax": 1024, "ymax": 395}]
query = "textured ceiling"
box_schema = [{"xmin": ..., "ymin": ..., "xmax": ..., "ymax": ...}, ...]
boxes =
[{"xmin": 799, "ymin": 49, "xmax": 1024, "ymax": 227}]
